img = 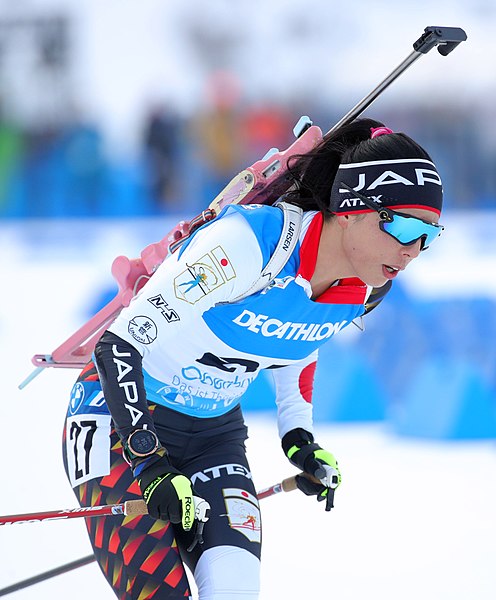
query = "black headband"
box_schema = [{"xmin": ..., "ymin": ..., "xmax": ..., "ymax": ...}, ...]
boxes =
[{"xmin": 330, "ymin": 158, "xmax": 443, "ymax": 215}]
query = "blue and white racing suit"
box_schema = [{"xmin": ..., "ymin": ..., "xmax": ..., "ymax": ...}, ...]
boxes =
[{"xmin": 63, "ymin": 203, "xmax": 372, "ymax": 599}]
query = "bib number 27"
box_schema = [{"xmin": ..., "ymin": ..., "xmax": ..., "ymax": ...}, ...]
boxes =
[{"xmin": 66, "ymin": 414, "xmax": 111, "ymax": 488}]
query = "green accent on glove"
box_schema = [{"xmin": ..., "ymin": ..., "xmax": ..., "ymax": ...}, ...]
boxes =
[
  {"xmin": 314, "ymin": 449, "xmax": 342, "ymax": 487},
  {"xmin": 137, "ymin": 456, "xmax": 198, "ymax": 530},
  {"xmin": 287, "ymin": 445, "xmax": 300, "ymax": 460},
  {"xmin": 171, "ymin": 475, "xmax": 195, "ymax": 531},
  {"xmin": 314, "ymin": 449, "xmax": 339, "ymax": 470},
  {"xmin": 142, "ymin": 474, "xmax": 172, "ymax": 504},
  {"xmin": 283, "ymin": 429, "xmax": 341, "ymax": 511}
]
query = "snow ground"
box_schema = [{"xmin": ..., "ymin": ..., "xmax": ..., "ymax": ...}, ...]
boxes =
[
  {"xmin": 0, "ymin": 227, "xmax": 495, "ymax": 599},
  {"xmin": 1, "ymin": 410, "xmax": 495, "ymax": 599}
]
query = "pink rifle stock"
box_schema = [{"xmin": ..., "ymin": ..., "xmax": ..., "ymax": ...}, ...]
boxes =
[{"xmin": 19, "ymin": 124, "xmax": 322, "ymax": 387}]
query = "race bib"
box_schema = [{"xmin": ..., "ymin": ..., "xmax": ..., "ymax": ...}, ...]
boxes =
[{"xmin": 65, "ymin": 413, "xmax": 111, "ymax": 488}]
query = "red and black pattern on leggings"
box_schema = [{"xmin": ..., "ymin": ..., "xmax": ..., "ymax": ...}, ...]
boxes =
[
  {"xmin": 78, "ymin": 360, "xmax": 100, "ymax": 382},
  {"xmin": 63, "ymin": 387, "xmax": 190, "ymax": 598}
]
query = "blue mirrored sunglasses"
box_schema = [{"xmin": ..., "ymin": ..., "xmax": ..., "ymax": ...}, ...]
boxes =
[{"xmin": 340, "ymin": 183, "xmax": 444, "ymax": 250}]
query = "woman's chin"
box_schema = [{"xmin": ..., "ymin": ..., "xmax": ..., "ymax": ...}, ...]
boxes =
[{"xmin": 361, "ymin": 272, "xmax": 389, "ymax": 288}]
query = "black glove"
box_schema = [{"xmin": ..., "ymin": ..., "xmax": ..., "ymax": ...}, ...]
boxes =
[
  {"xmin": 293, "ymin": 474, "xmax": 335, "ymax": 511},
  {"xmin": 282, "ymin": 428, "xmax": 341, "ymax": 511},
  {"xmin": 137, "ymin": 454, "xmax": 210, "ymax": 535}
]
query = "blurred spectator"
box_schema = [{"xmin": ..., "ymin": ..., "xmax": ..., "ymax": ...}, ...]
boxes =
[
  {"xmin": 189, "ymin": 71, "xmax": 245, "ymax": 204},
  {"xmin": 62, "ymin": 121, "xmax": 106, "ymax": 215},
  {"xmin": 142, "ymin": 104, "xmax": 182, "ymax": 212},
  {"xmin": 21, "ymin": 120, "xmax": 105, "ymax": 217},
  {"xmin": 240, "ymin": 102, "xmax": 294, "ymax": 161},
  {"xmin": 0, "ymin": 114, "xmax": 23, "ymax": 216},
  {"xmin": 1, "ymin": 102, "xmax": 496, "ymax": 219}
]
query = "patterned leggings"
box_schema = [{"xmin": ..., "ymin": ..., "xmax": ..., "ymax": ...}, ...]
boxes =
[{"xmin": 62, "ymin": 363, "xmax": 261, "ymax": 599}]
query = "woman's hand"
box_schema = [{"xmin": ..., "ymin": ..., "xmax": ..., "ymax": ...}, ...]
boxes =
[
  {"xmin": 137, "ymin": 455, "xmax": 210, "ymax": 535},
  {"xmin": 282, "ymin": 428, "xmax": 341, "ymax": 510}
]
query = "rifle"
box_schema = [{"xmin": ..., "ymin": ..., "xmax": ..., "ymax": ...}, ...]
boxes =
[{"xmin": 19, "ymin": 25, "xmax": 466, "ymax": 389}]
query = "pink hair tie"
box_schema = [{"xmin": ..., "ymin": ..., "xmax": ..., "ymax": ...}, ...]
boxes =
[{"xmin": 370, "ymin": 126, "xmax": 394, "ymax": 139}]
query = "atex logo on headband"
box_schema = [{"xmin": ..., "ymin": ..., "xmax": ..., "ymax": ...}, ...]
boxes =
[{"xmin": 330, "ymin": 158, "xmax": 443, "ymax": 214}]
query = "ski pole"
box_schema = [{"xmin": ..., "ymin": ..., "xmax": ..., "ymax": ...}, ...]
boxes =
[
  {"xmin": 255, "ymin": 474, "xmax": 298, "ymax": 499},
  {"xmin": 0, "ymin": 555, "xmax": 95, "ymax": 597},
  {"xmin": 0, "ymin": 474, "xmax": 305, "ymax": 527},
  {"xmin": 0, "ymin": 473, "xmax": 310, "ymax": 595},
  {"xmin": 0, "ymin": 498, "xmax": 148, "ymax": 526}
]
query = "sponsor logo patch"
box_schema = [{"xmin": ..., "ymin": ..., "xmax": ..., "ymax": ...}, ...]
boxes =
[
  {"xmin": 128, "ymin": 316, "xmax": 158, "ymax": 344},
  {"xmin": 68, "ymin": 383, "xmax": 106, "ymax": 416},
  {"xmin": 69, "ymin": 382, "xmax": 85, "ymax": 415},
  {"xmin": 191, "ymin": 463, "xmax": 252, "ymax": 486},
  {"xmin": 174, "ymin": 247, "xmax": 235, "ymax": 304},
  {"xmin": 196, "ymin": 353, "xmax": 259, "ymax": 374},
  {"xmin": 222, "ymin": 488, "xmax": 261, "ymax": 543},
  {"xmin": 282, "ymin": 221, "xmax": 296, "ymax": 251},
  {"xmin": 232, "ymin": 309, "xmax": 347, "ymax": 341},
  {"xmin": 180, "ymin": 365, "xmax": 254, "ymax": 390},
  {"xmin": 147, "ymin": 294, "xmax": 180, "ymax": 322},
  {"xmin": 174, "ymin": 259, "xmax": 222, "ymax": 303}
]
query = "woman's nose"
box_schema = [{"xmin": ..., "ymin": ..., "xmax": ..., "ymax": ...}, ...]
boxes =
[{"xmin": 401, "ymin": 238, "xmax": 422, "ymax": 259}]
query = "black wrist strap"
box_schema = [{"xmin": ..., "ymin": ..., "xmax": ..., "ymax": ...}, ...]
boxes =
[{"xmin": 281, "ymin": 428, "xmax": 315, "ymax": 455}]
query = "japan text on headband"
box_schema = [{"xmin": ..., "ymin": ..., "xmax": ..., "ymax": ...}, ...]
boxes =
[{"xmin": 329, "ymin": 158, "xmax": 443, "ymax": 216}]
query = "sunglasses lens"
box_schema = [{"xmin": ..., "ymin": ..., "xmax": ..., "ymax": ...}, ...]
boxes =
[{"xmin": 381, "ymin": 214, "xmax": 442, "ymax": 246}]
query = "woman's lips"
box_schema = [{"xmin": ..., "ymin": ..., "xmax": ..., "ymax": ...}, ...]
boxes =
[{"xmin": 382, "ymin": 264, "xmax": 400, "ymax": 280}]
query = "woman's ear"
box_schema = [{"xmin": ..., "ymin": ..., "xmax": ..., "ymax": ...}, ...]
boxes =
[{"xmin": 336, "ymin": 214, "xmax": 351, "ymax": 230}]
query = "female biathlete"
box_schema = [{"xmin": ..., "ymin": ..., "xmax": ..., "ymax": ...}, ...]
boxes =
[{"xmin": 62, "ymin": 118, "xmax": 443, "ymax": 599}]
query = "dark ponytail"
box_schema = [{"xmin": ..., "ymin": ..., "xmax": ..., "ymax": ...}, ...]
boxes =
[{"xmin": 282, "ymin": 117, "xmax": 433, "ymax": 216}]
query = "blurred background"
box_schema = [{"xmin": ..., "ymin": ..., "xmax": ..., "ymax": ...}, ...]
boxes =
[
  {"xmin": 1, "ymin": 0, "xmax": 494, "ymax": 437},
  {"xmin": 1, "ymin": 1, "xmax": 496, "ymax": 598},
  {"xmin": 1, "ymin": 0, "xmax": 496, "ymax": 219}
]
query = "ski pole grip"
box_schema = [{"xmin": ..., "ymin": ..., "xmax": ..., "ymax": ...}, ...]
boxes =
[
  {"xmin": 123, "ymin": 499, "xmax": 149, "ymax": 516},
  {"xmin": 281, "ymin": 472, "xmax": 323, "ymax": 492},
  {"xmin": 281, "ymin": 476, "xmax": 298, "ymax": 492},
  {"xmin": 413, "ymin": 26, "xmax": 467, "ymax": 56}
]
